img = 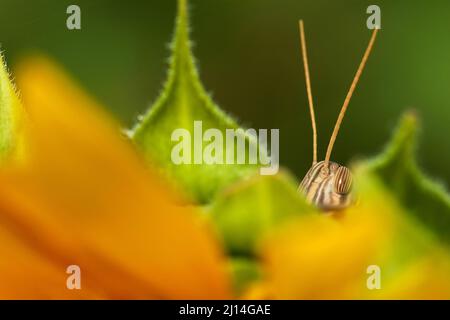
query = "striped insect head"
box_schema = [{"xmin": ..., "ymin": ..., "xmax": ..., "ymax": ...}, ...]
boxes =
[{"xmin": 299, "ymin": 161, "xmax": 353, "ymax": 211}]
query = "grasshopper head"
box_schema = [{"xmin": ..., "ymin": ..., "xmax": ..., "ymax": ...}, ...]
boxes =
[{"xmin": 299, "ymin": 161, "xmax": 353, "ymax": 211}]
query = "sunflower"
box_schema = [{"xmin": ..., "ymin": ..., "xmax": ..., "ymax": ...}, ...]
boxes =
[{"xmin": 0, "ymin": 0, "xmax": 449, "ymax": 300}]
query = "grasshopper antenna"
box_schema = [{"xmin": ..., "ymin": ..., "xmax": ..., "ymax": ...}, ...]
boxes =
[
  {"xmin": 324, "ymin": 28, "xmax": 378, "ymax": 166},
  {"xmin": 299, "ymin": 20, "xmax": 318, "ymax": 165}
]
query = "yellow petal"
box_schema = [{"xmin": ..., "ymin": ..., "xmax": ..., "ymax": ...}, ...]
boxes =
[
  {"xmin": 0, "ymin": 56, "xmax": 231, "ymax": 299},
  {"xmin": 262, "ymin": 216, "xmax": 384, "ymax": 299},
  {"xmin": 261, "ymin": 190, "xmax": 393, "ymax": 299},
  {"xmin": 262, "ymin": 172, "xmax": 450, "ymax": 299},
  {"xmin": 0, "ymin": 220, "xmax": 101, "ymax": 299},
  {"xmin": 378, "ymin": 254, "xmax": 450, "ymax": 299}
]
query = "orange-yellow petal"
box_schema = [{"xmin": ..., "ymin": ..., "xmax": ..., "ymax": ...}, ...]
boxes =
[
  {"xmin": 261, "ymin": 173, "xmax": 450, "ymax": 300},
  {"xmin": 377, "ymin": 254, "xmax": 450, "ymax": 299},
  {"xmin": 260, "ymin": 181, "xmax": 396, "ymax": 300},
  {"xmin": 261, "ymin": 213, "xmax": 386, "ymax": 299},
  {"xmin": 0, "ymin": 221, "xmax": 102, "ymax": 299},
  {"xmin": 0, "ymin": 56, "xmax": 231, "ymax": 299}
]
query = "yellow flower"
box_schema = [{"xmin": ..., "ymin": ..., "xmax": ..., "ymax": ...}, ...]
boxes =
[
  {"xmin": 257, "ymin": 173, "xmax": 450, "ymax": 299},
  {"xmin": 0, "ymin": 57, "xmax": 231, "ymax": 299},
  {"xmin": 257, "ymin": 198, "xmax": 390, "ymax": 299},
  {"xmin": 0, "ymin": 56, "xmax": 449, "ymax": 300}
]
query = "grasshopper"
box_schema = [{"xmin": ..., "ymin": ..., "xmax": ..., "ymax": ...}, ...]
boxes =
[{"xmin": 297, "ymin": 21, "xmax": 378, "ymax": 211}]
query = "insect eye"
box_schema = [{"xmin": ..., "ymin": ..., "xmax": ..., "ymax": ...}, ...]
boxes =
[
  {"xmin": 334, "ymin": 166, "xmax": 352, "ymax": 194},
  {"xmin": 330, "ymin": 163, "xmax": 339, "ymax": 171}
]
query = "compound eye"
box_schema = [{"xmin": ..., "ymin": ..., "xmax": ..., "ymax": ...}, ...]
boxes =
[
  {"xmin": 330, "ymin": 163, "xmax": 339, "ymax": 171},
  {"xmin": 334, "ymin": 166, "xmax": 352, "ymax": 194}
]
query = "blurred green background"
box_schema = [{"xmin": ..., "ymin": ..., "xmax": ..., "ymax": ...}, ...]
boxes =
[{"xmin": 1, "ymin": 0, "xmax": 449, "ymax": 184}]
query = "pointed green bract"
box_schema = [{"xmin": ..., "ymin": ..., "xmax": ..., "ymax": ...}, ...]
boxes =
[
  {"xmin": 361, "ymin": 112, "xmax": 450, "ymax": 245},
  {"xmin": 131, "ymin": 0, "xmax": 259, "ymax": 203},
  {"xmin": 209, "ymin": 171, "xmax": 317, "ymax": 256},
  {"xmin": 0, "ymin": 53, "xmax": 24, "ymax": 162},
  {"xmin": 349, "ymin": 114, "xmax": 450, "ymax": 294}
]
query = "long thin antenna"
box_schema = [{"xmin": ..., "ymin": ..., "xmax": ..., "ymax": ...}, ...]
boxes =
[
  {"xmin": 299, "ymin": 20, "xmax": 318, "ymax": 165},
  {"xmin": 324, "ymin": 28, "xmax": 378, "ymax": 165}
]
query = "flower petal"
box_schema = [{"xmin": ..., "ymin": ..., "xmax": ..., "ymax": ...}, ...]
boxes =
[
  {"xmin": 0, "ymin": 221, "xmax": 101, "ymax": 299},
  {"xmin": 260, "ymin": 174, "xmax": 398, "ymax": 300},
  {"xmin": 261, "ymin": 211, "xmax": 386, "ymax": 299},
  {"xmin": 0, "ymin": 57, "xmax": 231, "ymax": 299}
]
